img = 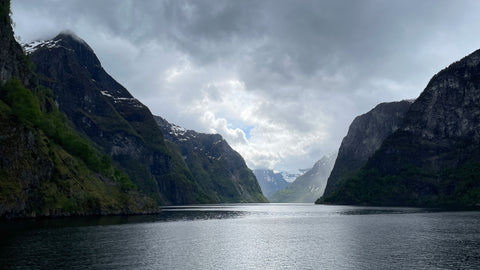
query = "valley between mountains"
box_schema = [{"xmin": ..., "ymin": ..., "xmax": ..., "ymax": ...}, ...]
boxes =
[{"xmin": 1, "ymin": 0, "xmax": 480, "ymax": 219}]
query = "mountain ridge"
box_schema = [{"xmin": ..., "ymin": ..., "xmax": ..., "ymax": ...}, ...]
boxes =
[
  {"xmin": 27, "ymin": 31, "xmax": 267, "ymax": 205},
  {"xmin": 321, "ymin": 49, "xmax": 480, "ymax": 208},
  {"xmin": 0, "ymin": 0, "xmax": 157, "ymax": 218},
  {"xmin": 322, "ymin": 100, "xmax": 413, "ymax": 198},
  {"xmin": 253, "ymin": 169, "xmax": 290, "ymax": 199},
  {"xmin": 270, "ymin": 153, "xmax": 336, "ymax": 203},
  {"xmin": 155, "ymin": 115, "xmax": 267, "ymax": 203}
]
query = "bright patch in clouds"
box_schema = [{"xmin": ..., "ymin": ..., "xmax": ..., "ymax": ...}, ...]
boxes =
[{"xmin": 11, "ymin": 0, "xmax": 480, "ymax": 171}]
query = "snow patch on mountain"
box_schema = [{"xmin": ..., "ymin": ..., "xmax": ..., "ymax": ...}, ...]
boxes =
[
  {"xmin": 23, "ymin": 39, "xmax": 62, "ymax": 54},
  {"xmin": 280, "ymin": 169, "xmax": 309, "ymax": 183},
  {"xmin": 99, "ymin": 89, "xmax": 142, "ymax": 107},
  {"xmin": 171, "ymin": 124, "xmax": 187, "ymax": 136}
]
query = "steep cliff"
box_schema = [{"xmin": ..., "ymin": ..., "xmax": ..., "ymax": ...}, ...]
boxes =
[
  {"xmin": 0, "ymin": 90, "xmax": 157, "ymax": 217},
  {"xmin": 28, "ymin": 32, "xmax": 267, "ymax": 204},
  {"xmin": 322, "ymin": 100, "xmax": 412, "ymax": 198},
  {"xmin": 27, "ymin": 32, "xmax": 212, "ymax": 205},
  {"xmin": 322, "ymin": 49, "xmax": 480, "ymax": 208},
  {"xmin": 270, "ymin": 154, "xmax": 335, "ymax": 203},
  {"xmin": 155, "ymin": 116, "xmax": 267, "ymax": 203},
  {"xmin": 0, "ymin": 0, "xmax": 156, "ymax": 218}
]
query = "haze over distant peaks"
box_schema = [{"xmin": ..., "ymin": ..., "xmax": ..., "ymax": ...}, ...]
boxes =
[
  {"xmin": 253, "ymin": 169, "xmax": 290, "ymax": 199},
  {"xmin": 269, "ymin": 153, "xmax": 336, "ymax": 203}
]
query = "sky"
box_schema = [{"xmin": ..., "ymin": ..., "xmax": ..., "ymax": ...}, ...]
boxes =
[{"xmin": 10, "ymin": 0, "xmax": 480, "ymax": 171}]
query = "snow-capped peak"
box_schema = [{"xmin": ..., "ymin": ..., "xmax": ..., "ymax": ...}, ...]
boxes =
[
  {"xmin": 22, "ymin": 31, "xmax": 93, "ymax": 55},
  {"xmin": 23, "ymin": 39, "xmax": 62, "ymax": 54},
  {"xmin": 280, "ymin": 169, "xmax": 308, "ymax": 183}
]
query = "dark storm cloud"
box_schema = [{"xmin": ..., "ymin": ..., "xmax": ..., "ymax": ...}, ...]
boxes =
[
  {"xmin": 13, "ymin": 0, "xmax": 477, "ymax": 87},
  {"xmin": 11, "ymin": 0, "xmax": 480, "ymax": 170}
]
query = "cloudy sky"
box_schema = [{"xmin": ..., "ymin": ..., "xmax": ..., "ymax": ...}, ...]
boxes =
[{"xmin": 11, "ymin": 0, "xmax": 480, "ymax": 171}]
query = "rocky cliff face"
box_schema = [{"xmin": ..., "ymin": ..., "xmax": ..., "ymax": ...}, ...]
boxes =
[
  {"xmin": 0, "ymin": 114, "xmax": 53, "ymax": 217},
  {"xmin": 270, "ymin": 153, "xmax": 336, "ymax": 203},
  {"xmin": 27, "ymin": 32, "xmax": 211, "ymax": 205},
  {"xmin": 28, "ymin": 32, "xmax": 267, "ymax": 205},
  {"xmin": 253, "ymin": 169, "xmax": 290, "ymax": 199},
  {"xmin": 0, "ymin": 0, "xmax": 156, "ymax": 218},
  {"xmin": 322, "ymin": 49, "xmax": 480, "ymax": 208},
  {"xmin": 0, "ymin": 106, "xmax": 157, "ymax": 218},
  {"xmin": 322, "ymin": 100, "xmax": 413, "ymax": 198},
  {"xmin": 155, "ymin": 116, "xmax": 267, "ymax": 203}
]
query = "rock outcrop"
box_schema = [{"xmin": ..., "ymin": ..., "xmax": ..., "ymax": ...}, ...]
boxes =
[
  {"xmin": 322, "ymin": 100, "xmax": 413, "ymax": 198},
  {"xmin": 321, "ymin": 49, "xmax": 480, "ymax": 208}
]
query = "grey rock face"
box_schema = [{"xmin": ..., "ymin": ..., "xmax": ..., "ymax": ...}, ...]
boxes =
[
  {"xmin": 322, "ymin": 49, "xmax": 480, "ymax": 208},
  {"xmin": 323, "ymin": 100, "xmax": 412, "ymax": 197},
  {"xmin": 370, "ymin": 49, "xmax": 480, "ymax": 173},
  {"xmin": 403, "ymin": 57, "xmax": 480, "ymax": 143},
  {"xmin": 27, "ymin": 32, "xmax": 267, "ymax": 205},
  {"xmin": 28, "ymin": 33, "xmax": 203, "ymax": 205}
]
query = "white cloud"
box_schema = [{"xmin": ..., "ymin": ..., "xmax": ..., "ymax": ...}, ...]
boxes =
[
  {"xmin": 201, "ymin": 112, "xmax": 248, "ymax": 145},
  {"xmin": 11, "ymin": 0, "xmax": 480, "ymax": 171}
]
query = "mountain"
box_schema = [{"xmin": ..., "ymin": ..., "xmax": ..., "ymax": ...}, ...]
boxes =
[
  {"xmin": 26, "ymin": 32, "xmax": 205, "ymax": 205},
  {"xmin": 0, "ymin": 0, "xmax": 157, "ymax": 218},
  {"xmin": 321, "ymin": 100, "xmax": 413, "ymax": 199},
  {"xmin": 270, "ymin": 153, "xmax": 336, "ymax": 203},
  {"xmin": 321, "ymin": 49, "xmax": 480, "ymax": 209},
  {"xmin": 253, "ymin": 169, "xmax": 290, "ymax": 198},
  {"xmin": 280, "ymin": 169, "xmax": 308, "ymax": 183},
  {"xmin": 27, "ymin": 31, "xmax": 266, "ymax": 205},
  {"xmin": 155, "ymin": 116, "xmax": 267, "ymax": 203}
]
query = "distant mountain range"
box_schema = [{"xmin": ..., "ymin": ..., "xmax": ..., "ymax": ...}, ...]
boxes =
[
  {"xmin": 253, "ymin": 169, "xmax": 290, "ymax": 198},
  {"xmin": 269, "ymin": 153, "xmax": 336, "ymax": 203},
  {"xmin": 280, "ymin": 169, "xmax": 309, "ymax": 183}
]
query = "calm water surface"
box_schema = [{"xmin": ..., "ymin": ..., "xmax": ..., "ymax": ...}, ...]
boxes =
[{"xmin": 1, "ymin": 204, "xmax": 479, "ymax": 269}]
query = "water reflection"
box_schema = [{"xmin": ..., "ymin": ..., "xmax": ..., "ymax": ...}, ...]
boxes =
[
  {"xmin": 0, "ymin": 204, "xmax": 447, "ymax": 231},
  {"xmin": 1, "ymin": 204, "xmax": 479, "ymax": 270},
  {"xmin": 337, "ymin": 206, "xmax": 430, "ymax": 215},
  {"xmin": 0, "ymin": 206, "xmax": 247, "ymax": 232},
  {"xmin": 159, "ymin": 209, "xmax": 247, "ymax": 221}
]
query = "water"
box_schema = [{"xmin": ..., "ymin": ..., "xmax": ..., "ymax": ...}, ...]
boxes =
[{"xmin": 1, "ymin": 204, "xmax": 479, "ymax": 269}]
